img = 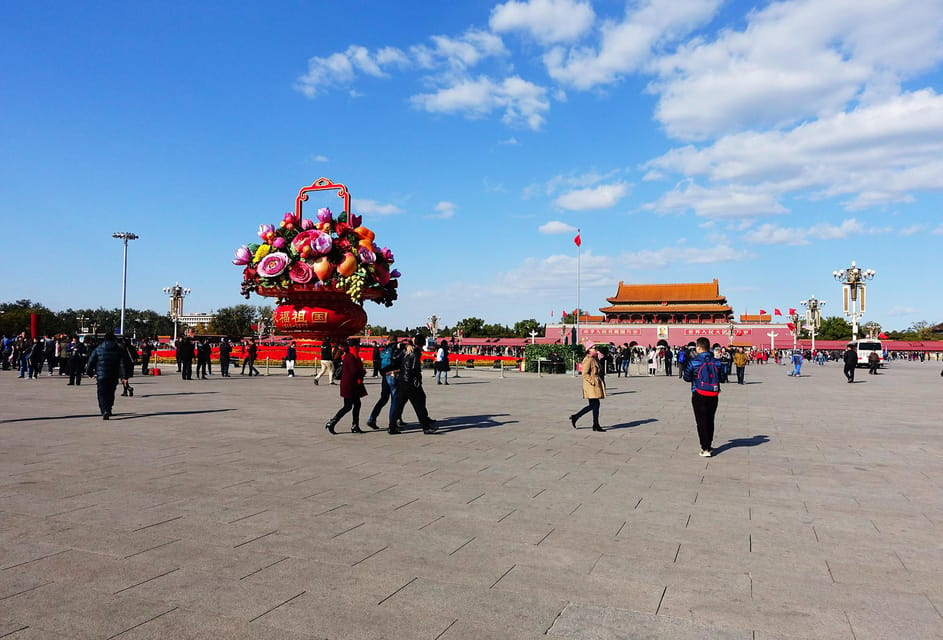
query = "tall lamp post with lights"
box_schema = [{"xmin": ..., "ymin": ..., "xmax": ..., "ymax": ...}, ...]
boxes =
[
  {"xmin": 800, "ymin": 296, "xmax": 826, "ymax": 352},
  {"xmin": 112, "ymin": 232, "xmax": 139, "ymax": 336},
  {"xmin": 162, "ymin": 282, "xmax": 191, "ymax": 342},
  {"xmin": 832, "ymin": 261, "xmax": 875, "ymax": 341},
  {"xmin": 789, "ymin": 310, "xmax": 802, "ymax": 351}
]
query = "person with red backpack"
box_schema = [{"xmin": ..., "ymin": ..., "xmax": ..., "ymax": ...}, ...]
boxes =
[{"xmin": 682, "ymin": 337, "xmax": 722, "ymax": 457}]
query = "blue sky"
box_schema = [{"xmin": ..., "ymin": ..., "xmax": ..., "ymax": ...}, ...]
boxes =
[{"xmin": 3, "ymin": 0, "xmax": 942, "ymax": 332}]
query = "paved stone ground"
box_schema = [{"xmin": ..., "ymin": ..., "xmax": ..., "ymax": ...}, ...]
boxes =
[{"xmin": 1, "ymin": 359, "xmax": 941, "ymax": 639}]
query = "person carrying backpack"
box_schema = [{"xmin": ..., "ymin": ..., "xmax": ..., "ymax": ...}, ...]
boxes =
[
  {"xmin": 683, "ymin": 336, "xmax": 721, "ymax": 457},
  {"xmin": 366, "ymin": 337, "xmax": 402, "ymax": 432}
]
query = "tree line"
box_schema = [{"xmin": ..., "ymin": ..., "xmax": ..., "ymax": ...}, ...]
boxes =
[{"xmin": 2, "ymin": 299, "xmax": 938, "ymax": 342}]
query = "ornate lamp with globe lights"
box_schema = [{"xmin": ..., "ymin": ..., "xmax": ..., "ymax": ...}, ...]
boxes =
[
  {"xmin": 832, "ymin": 261, "xmax": 875, "ymax": 341},
  {"xmin": 162, "ymin": 282, "xmax": 191, "ymax": 342},
  {"xmin": 800, "ymin": 296, "xmax": 826, "ymax": 352}
]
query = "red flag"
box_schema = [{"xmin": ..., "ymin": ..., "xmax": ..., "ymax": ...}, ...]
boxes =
[
  {"xmin": 878, "ymin": 332, "xmax": 888, "ymax": 339},
  {"xmin": 787, "ymin": 322, "xmax": 795, "ymax": 331},
  {"xmin": 774, "ymin": 308, "xmax": 782, "ymax": 316},
  {"xmin": 759, "ymin": 309, "xmax": 767, "ymax": 315},
  {"xmin": 788, "ymin": 308, "xmax": 797, "ymax": 315},
  {"xmin": 573, "ymin": 233, "xmax": 581, "ymax": 247}
]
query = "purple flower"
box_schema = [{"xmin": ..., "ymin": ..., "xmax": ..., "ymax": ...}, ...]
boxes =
[
  {"xmin": 272, "ymin": 237, "xmax": 286, "ymax": 249},
  {"xmin": 232, "ymin": 245, "xmax": 252, "ymax": 265},
  {"xmin": 358, "ymin": 247, "xmax": 376, "ymax": 264},
  {"xmin": 390, "ymin": 269, "xmax": 401, "ymax": 278},
  {"xmin": 312, "ymin": 233, "xmax": 333, "ymax": 255},
  {"xmin": 380, "ymin": 247, "xmax": 394, "ymax": 262},
  {"xmin": 300, "ymin": 218, "xmax": 315, "ymax": 230},
  {"xmin": 256, "ymin": 252, "xmax": 290, "ymax": 278},
  {"xmin": 317, "ymin": 207, "xmax": 333, "ymax": 223},
  {"xmin": 349, "ymin": 213, "xmax": 362, "ymax": 228},
  {"xmin": 257, "ymin": 224, "xmax": 275, "ymax": 241}
]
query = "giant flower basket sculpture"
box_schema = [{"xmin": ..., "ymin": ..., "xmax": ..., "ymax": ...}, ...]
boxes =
[{"xmin": 233, "ymin": 178, "xmax": 399, "ymax": 340}]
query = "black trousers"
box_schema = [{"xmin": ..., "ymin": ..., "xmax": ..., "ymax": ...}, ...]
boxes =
[
  {"xmin": 69, "ymin": 360, "xmax": 84, "ymax": 385},
  {"xmin": 844, "ymin": 365, "xmax": 855, "ymax": 382},
  {"xmin": 181, "ymin": 359, "xmax": 193, "ymax": 380},
  {"xmin": 141, "ymin": 355, "xmax": 150, "ymax": 375},
  {"xmin": 736, "ymin": 366, "xmax": 745, "ymax": 384},
  {"xmin": 196, "ymin": 359, "xmax": 209, "ymax": 378},
  {"xmin": 573, "ymin": 398, "xmax": 600, "ymax": 426},
  {"xmin": 691, "ymin": 392, "xmax": 718, "ymax": 451},
  {"xmin": 392, "ymin": 381, "xmax": 431, "ymax": 427},
  {"xmin": 220, "ymin": 355, "xmax": 230, "ymax": 376},
  {"xmin": 96, "ymin": 377, "xmax": 119, "ymax": 415},
  {"xmin": 331, "ymin": 397, "xmax": 362, "ymax": 427}
]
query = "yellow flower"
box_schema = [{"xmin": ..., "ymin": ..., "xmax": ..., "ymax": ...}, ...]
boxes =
[{"xmin": 252, "ymin": 243, "xmax": 271, "ymax": 264}]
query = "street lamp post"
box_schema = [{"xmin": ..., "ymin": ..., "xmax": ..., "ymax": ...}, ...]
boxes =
[
  {"xmin": 789, "ymin": 312, "xmax": 802, "ymax": 351},
  {"xmin": 800, "ymin": 296, "xmax": 826, "ymax": 352},
  {"xmin": 833, "ymin": 261, "xmax": 875, "ymax": 341},
  {"xmin": 162, "ymin": 282, "xmax": 191, "ymax": 342},
  {"xmin": 727, "ymin": 319, "xmax": 736, "ymax": 347},
  {"xmin": 112, "ymin": 232, "xmax": 139, "ymax": 336}
]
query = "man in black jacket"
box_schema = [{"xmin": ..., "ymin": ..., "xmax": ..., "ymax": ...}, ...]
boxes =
[
  {"xmin": 390, "ymin": 335, "xmax": 437, "ymax": 434},
  {"xmin": 842, "ymin": 344, "xmax": 857, "ymax": 383},
  {"xmin": 219, "ymin": 338, "xmax": 232, "ymax": 377},
  {"xmin": 86, "ymin": 332, "xmax": 133, "ymax": 419}
]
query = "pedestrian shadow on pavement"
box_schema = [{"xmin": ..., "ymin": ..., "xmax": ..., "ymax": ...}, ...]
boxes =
[
  {"xmin": 139, "ymin": 391, "xmax": 220, "ymax": 397},
  {"xmin": 605, "ymin": 390, "xmax": 636, "ymax": 396},
  {"xmin": 1, "ymin": 414, "xmax": 102, "ymax": 423},
  {"xmin": 113, "ymin": 408, "xmax": 236, "ymax": 419},
  {"xmin": 711, "ymin": 434, "xmax": 770, "ymax": 455},
  {"xmin": 425, "ymin": 413, "xmax": 514, "ymax": 432},
  {"xmin": 606, "ymin": 417, "xmax": 657, "ymax": 430}
]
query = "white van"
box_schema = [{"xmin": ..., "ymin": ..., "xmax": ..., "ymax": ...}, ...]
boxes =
[{"xmin": 853, "ymin": 339, "xmax": 884, "ymax": 367}]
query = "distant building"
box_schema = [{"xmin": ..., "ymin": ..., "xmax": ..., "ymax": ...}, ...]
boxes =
[{"xmin": 598, "ymin": 279, "xmax": 733, "ymax": 324}]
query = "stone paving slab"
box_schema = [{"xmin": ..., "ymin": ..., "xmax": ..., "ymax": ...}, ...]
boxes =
[{"xmin": 1, "ymin": 360, "xmax": 942, "ymax": 639}]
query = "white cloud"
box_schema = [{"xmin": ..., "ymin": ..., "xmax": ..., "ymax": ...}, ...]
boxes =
[
  {"xmin": 897, "ymin": 225, "xmax": 923, "ymax": 236},
  {"xmin": 618, "ymin": 244, "xmax": 754, "ymax": 269},
  {"xmin": 886, "ymin": 305, "xmax": 919, "ymax": 316},
  {"xmin": 310, "ymin": 154, "xmax": 329, "ymax": 163},
  {"xmin": 295, "ymin": 45, "xmax": 409, "ymax": 98},
  {"xmin": 554, "ymin": 182, "xmax": 629, "ymax": 211},
  {"xmin": 410, "ymin": 29, "xmax": 507, "ymax": 70},
  {"xmin": 354, "ymin": 199, "xmax": 402, "ymax": 216},
  {"xmin": 933, "ymin": 225, "xmax": 943, "ymax": 235},
  {"xmin": 410, "ymin": 75, "xmax": 550, "ymax": 130},
  {"xmin": 538, "ymin": 220, "xmax": 577, "ymax": 234},
  {"xmin": 544, "ymin": 0, "xmax": 720, "ymax": 90},
  {"xmin": 498, "ymin": 136, "xmax": 519, "ymax": 145},
  {"xmin": 649, "ymin": 0, "xmax": 943, "ymax": 140},
  {"xmin": 430, "ymin": 201, "xmax": 457, "ymax": 219},
  {"xmin": 743, "ymin": 218, "xmax": 889, "ymax": 245},
  {"xmin": 490, "ymin": 0, "xmax": 595, "ymax": 45},
  {"xmin": 645, "ymin": 181, "xmax": 787, "ymax": 219},
  {"xmin": 646, "ymin": 91, "xmax": 943, "ymax": 215}
]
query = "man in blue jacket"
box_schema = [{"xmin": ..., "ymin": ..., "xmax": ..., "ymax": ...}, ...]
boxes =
[
  {"xmin": 85, "ymin": 332, "xmax": 133, "ymax": 419},
  {"xmin": 683, "ymin": 337, "xmax": 721, "ymax": 457}
]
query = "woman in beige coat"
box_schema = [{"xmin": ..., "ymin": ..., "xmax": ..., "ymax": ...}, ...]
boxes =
[{"xmin": 570, "ymin": 342, "xmax": 606, "ymax": 432}]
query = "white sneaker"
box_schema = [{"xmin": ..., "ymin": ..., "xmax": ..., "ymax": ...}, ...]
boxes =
[{"xmin": 699, "ymin": 449, "xmax": 712, "ymax": 457}]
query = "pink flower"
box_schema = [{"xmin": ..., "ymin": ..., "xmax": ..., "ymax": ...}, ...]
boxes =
[
  {"xmin": 282, "ymin": 212, "xmax": 297, "ymax": 226},
  {"xmin": 272, "ymin": 237, "xmax": 286, "ymax": 250},
  {"xmin": 289, "ymin": 261, "xmax": 314, "ymax": 284},
  {"xmin": 312, "ymin": 232, "xmax": 332, "ymax": 255},
  {"xmin": 300, "ymin": 218, "xmax": 315, "ymax": 230},
  {"xmin": 257, "ymin": 252, "xmax": 290, "ymax": 278},
  {"xmin": 358, "ymin": 247, "xmax": 376, "ymax": 264},
  {"xmin": 317, "ymin": 207, "xmax": 333, "ymax": 223},
  {"xmin": 380, "ymin": 247, "xmax": 394, "ymax": 262},
  {"xmin": 349, "ymin": 213, "xmax": 362, "ymax": 228},
  {"xmin": 291, "ymin": 230, "xmax": 318, "ymax": 257},
  {"xmin": 232, "ymin": 245, "xmax": 252, "ymax": 265},
  {"xmin": 257, "ymin": 224, "xmax": 275, "ymax": 242}
]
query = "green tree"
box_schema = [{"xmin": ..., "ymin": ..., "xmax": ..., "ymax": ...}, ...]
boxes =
[
  {"xmin": 210, "ymin": 305, "xmax": 257, "ymax": 337},
  {"xmin": 817, "ymin": 315, "xmax": 853, "ymax": 340},
  {"xmin": 513, "ymin": 319, "xmax": 543, "ymax": 338},
  {"xmin": 456, "ymin": 317, "xmax": 485, "ymax": 337}
]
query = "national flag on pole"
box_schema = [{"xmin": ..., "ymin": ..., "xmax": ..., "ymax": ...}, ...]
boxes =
[
  {"xmin": 878, "ymin": 332, "xmax": 888, "ymax": 339},
  {"xmin": 787, "ymin": 322, "xmax": 795, "ymax": 331},
  {"xmin": 759, "ymin": 309, "xmax": 768, "ymax": 315},
  {"xmin": 788, "ymin": 308, "xmax": 797, "ymax": 315},
  {"xmin": 573, "ymin": 233, "xmax": 581, "ymax": 247},
  {"xmin": 774, "ymin": 308, "xmax": 782, "ymax": 316}
]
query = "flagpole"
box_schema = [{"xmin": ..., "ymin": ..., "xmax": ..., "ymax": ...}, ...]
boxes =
[{"xmin": 576, "ymin": 228, "xmax": 581, "ymax": 373}]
